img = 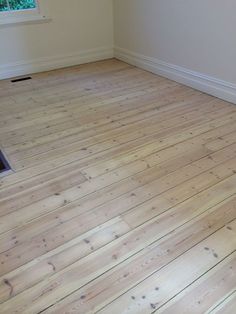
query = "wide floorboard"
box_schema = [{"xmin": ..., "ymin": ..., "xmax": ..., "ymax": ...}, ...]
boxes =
[{"xmin": 0, "ymin": 59, "xmax": 235, "ymax": 314}]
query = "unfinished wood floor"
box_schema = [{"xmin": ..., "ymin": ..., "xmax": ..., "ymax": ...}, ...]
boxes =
[{"xmin": 0, "ymin": 59, "xmax": 236, "ymax": 314}]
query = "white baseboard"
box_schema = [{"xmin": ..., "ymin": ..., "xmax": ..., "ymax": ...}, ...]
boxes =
[
  {"xmin": 2, "ymin": 45, "xmax": 236, "ymax": 105},
  {"xmin": 115, "ymin": 47, "xmax": 236, "ymax": 105},
  {"xmin": 0, "ymin": 46, "xmax": 114, "ymax": 80}
]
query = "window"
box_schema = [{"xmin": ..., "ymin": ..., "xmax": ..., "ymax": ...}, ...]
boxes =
[
  {"xmin": 0, "ymin": 0, "xmax": 37, "ymax": 12},
  {"xmin": 0, "ymin": 0, "xmax": 49, "ymax": 26}
]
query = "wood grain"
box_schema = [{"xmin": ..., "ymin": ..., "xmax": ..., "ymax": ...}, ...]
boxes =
[{"xmin": 0, "ymin": 59, "xmax": 235, "ymax": 314}]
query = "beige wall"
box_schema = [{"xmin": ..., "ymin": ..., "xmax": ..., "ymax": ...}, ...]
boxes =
[
  {"xmin": 2, "ymin": 0, "xmax": 236, "ymax": 102},
  {"xmin": 114, "ymin": 0, "xmax": 236, "ymax": 85},
  {"xmin": 0, "ymin": 0, "xmax": 113, "ymax": 78}
]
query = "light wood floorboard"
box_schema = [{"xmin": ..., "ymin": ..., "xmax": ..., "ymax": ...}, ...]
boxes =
[{"xmin": 0, "ymin": 59, "xmax": 235, "ymax": 314}]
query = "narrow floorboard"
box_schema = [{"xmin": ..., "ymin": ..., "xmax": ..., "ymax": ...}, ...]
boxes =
[{"xmin": 0, "ymin": 59, "xmax": 235, "ymax": 314}]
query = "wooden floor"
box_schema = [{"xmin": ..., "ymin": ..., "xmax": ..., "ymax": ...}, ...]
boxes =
[{"xmin": 0, "ymin": 59, "xmax": 236, "ymax": 314}]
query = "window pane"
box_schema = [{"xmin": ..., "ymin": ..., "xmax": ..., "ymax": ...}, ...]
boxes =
[
  {"xmin": 0, "ymin": 0, "xmax": 9, "ymax": 11},
  {"xmin": 9, "ymin": 0, "xmax": 36, "ymax": 11}
]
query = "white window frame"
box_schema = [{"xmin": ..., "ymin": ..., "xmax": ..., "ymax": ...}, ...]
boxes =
[{"xmin": 0, "ymin": 0, "xmax": 50, "ymax": 26}]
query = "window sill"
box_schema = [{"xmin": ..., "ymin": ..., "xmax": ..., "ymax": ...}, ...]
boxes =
[{"xmin": 0, "ymin": 15, "xmax": 51, "ymax": 27}]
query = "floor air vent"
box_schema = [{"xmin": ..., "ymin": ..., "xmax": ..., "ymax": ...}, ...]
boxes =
[
  {"xmin": 0, "ymin": 151, "xmax": 11, "ymax": 174},
  {"xmin": 11, "ymin": 76, "xmax": 32, "ymax": 83}
]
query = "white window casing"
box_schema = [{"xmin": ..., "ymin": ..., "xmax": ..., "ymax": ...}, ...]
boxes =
[{"xmin": 0, "ymin": 0, "xmax": 50, "ymax": 27}]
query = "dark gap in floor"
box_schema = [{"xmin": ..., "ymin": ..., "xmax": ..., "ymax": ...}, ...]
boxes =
[{"xmin": 0, "ymin": 150, "xmax": 11, "ymax": 173}]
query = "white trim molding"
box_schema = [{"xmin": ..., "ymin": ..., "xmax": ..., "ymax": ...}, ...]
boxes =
[
  {"xmin": 0, "ymin": 47, "xmax": 114, "ymax": 80},
  {"xmin": 0, "ymin": 15, "xmax": 50, "ymax": 27},
  {"xmin": 115, "ymin": 47, "xmax": 236, "ymax": 105}
]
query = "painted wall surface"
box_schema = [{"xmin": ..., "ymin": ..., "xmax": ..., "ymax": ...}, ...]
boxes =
[
  {"xmin": 0, "ymin": 0, "xmax": 113, "ymax": 77},
  {"xmin": 1, "ymin": 0, "xmax": 236, "ymax": 94},
  {"xmin": 114, "ymin": 0, "xmax": 236, "ymax": 84}
]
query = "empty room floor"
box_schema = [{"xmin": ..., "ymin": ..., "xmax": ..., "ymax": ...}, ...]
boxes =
[{"xmin": 0, "ymin": 59, "xmax": 236, "ymax": 314}]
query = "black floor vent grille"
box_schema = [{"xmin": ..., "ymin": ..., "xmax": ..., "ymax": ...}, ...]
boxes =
[{"xmin": 11, "ymin": 76, "xmax": 32, "ymax": 83}]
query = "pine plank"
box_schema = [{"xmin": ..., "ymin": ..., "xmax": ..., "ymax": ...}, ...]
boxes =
[{"xmin": 0, "ymin": 59, "xmax": 235, "ymax": 313}]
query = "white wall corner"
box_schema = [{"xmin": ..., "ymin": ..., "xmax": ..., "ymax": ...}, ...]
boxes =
[
  {"xmin": 0, "ymin": 46, "xmax": 114, "ymax": 80},
  {"xmin": 114, "ymin": 47, "xmax": 236, "ymax": 105}
]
